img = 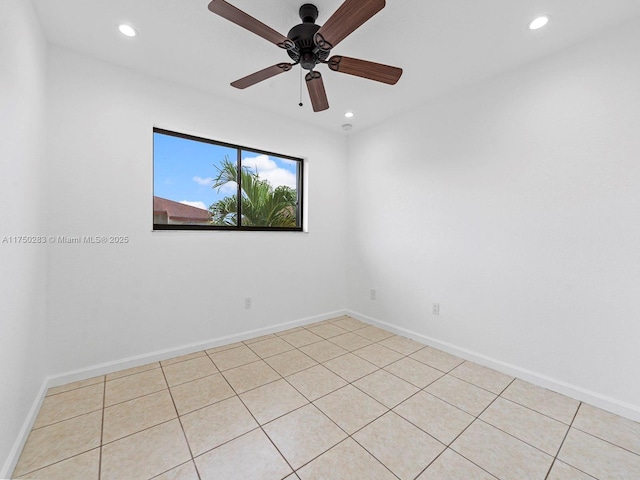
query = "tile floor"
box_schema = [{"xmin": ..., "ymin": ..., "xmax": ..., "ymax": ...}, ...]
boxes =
[{"xmin": 12, "ymin": 315, "xmax": 640, "ymax": 480}]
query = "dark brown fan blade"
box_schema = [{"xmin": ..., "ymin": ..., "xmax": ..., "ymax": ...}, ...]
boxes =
[
  {"xmin": 314, "ymin": 0, "xmax": 385, "ymax": 50},
  {"xmin": 208, "ymin": 0, "xmax": 294, "ymax": 50},
  {"xmin": 328, "ymin": 56, "xmax": 402, "ymax": 85},
  {"xmin": 231, "ymin": 63, "xmax": 294, "ymax": 89},
  {"xmin": 305, "ymin": 71, "xmax": 329, "ymax": 112}
]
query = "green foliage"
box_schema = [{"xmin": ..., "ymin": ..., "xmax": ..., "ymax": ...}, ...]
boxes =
[{"xmin": 209, "ymin": 157, "xmax": 298, "ymax": 227}]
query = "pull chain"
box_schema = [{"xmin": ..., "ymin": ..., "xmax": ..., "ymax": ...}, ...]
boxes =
[{"xmin": 299, "ymin": 68, "xmax": 303, "ymax": 107}]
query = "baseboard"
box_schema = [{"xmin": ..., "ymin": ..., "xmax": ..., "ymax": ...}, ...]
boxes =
[
  {"xmin": 347, "ymin": 309, "xmax": 640, "ymax": 423},
  {"xmin": 46, "ymin": 309, "xmax": 348, "ymax": 389},
  {"xmin": 0, "ymin": 381, "xmax": 48, "ymax": 479},
  {"xmin": 0, "ymin": 309, "xmax": 347, "ymax": 478}
]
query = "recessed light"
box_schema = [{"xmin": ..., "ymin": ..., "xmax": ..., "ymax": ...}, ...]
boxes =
[
  {"xmin": 118, "ymin": 24, "xmax": 137, "ymax": 37},
  {"xmin": 344, "ymin": 111, "xmax": 354, "ymax": 118},
  {"xmin": 529, "ymin": 16, "xmax": 549, "ymax": 30}
]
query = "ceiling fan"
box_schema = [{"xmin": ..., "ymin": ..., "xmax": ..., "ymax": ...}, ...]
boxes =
[{"xmin": 208, "ymin": 0, "xmax": 403, "ymax": 112}]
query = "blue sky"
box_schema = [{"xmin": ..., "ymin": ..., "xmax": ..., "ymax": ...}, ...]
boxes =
[{"xmin": 153, "ymin": 131, "xmax": 298, "ymax": 211}]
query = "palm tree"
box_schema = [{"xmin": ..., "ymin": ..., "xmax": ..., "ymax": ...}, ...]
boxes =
[{"xmin": 209, "ymin": 157, "xmax": 298, "ymax": 227}]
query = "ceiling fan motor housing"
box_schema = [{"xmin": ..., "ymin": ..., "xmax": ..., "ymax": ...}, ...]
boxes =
[{"xmin": 287, "ymin": 4, "xmax": 329, "ymax": 70}]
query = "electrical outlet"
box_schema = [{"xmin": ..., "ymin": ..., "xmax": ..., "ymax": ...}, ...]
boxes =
[
  {"xmin": 432, "ymin": 303, "xmax": 440, "ymax": 315},
  {"xmin": 370, "ymin": 289, "xmax": 377, "ymax": 300},
  {"xmin": 244, "ymin": 297, "xmax": 252, "ymax": 309}
]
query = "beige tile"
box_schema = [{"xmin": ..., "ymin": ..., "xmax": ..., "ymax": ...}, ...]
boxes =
[
  {"xmin": 327, "ymin": 332, "xmax": 374, "ymax": 351},
  {"xmin": 307, "ymin": 323, "xmax": 348, "ymax": 339},
  {"xmin": 243, "ymin": 333, "xmax": 277, "ymax": 344},
  {"xmin": 15, "ymin": 448, "xmax": 100, "ymax": 480},
  {"xmin": 450, "ymin": 361, "xmax": 513, "ymax": 394},
  {"xmin": 558, "ymin": 428, "xmax": 640, "ymax": 479},
  {"xmin": 480, "ymin": 397, "xmax": 569, "ymax": 455},
  {"xmin": 323, "ymin": 353, "xmax": 378, "ymax": 382},
  {"xmin": 101, "ymin": 419, "xmax": 191, "ymax": 480},
  {"xmin": 329, "ymin": 316, "xmax": 367, "ymax": 331},
  {"xmin": 103, "ymin": 389, "xmax": 177, "ymax": 443},
  {"xmin": 208, "ymin": 345, "xmax": 260, "ymax": 371},
  {"xmin": 451, "ymin": 421, "xmax": 553, "ymax": 480},
  {"xmin": 353, "ymin": 344, "xmax": 404, "ymax": 368},
  {"xmin": 501, "ymin": 379, "xmax": 579, "ymax": 425},
  {"xmin": 105, "ymin": 368, "xmax": 168, "ymax": 406},
  {"xmin": 286, "ymin": 364, "xmax": 348, "ymax": 401},
  {"xmin": 354, "ymin": 370, "xmax": 419, "ymax": 408},
  {"xmin": 205, "ymin": 341, "xmax": 244, "ymax": 355},
  {"xmin": 425, "ymin": 375, "xmax": 496, "ymax": 416},
  {"xmin": 263, "ymin": 404, "xmax": 347, "ymax": 469},
  {"xmin": 354, "ymin": 412, "xmax": 445, "ymax": 480},
  {"xmin": 546, "ymin": 460, "xmax": 595, "ymax": 480},
  {"xmin": 247, "ymin": 337, "xmax": 295, "ymax": 358},
  {"xmin": 299, "ymin": 340, "xmax": 348, "ymax": 363},
  {"xmin": 279, "ymin": 329, "xmax": 324, "ymax": 348},
  {"xmin": 106, "ymin": 362, "xmax": 160, "ymax": 381},
  {"xmin": 34, "ymin": 383, "xmax": 104, "ymax": 428},
  {"xmin": 378, "ymin": 335, "xmax": 425, "ymax": 355},
  {"xmin": 264, "ymin": 349, "xmax": 318, "ymax": 377},
  {"xmin": 572, "ymin": 403, "xmax": 640, "ymax": 455},
  {"xmin": 163, "ymin": 356, "xmax": 218, "ymax": 387},
  {"xmin": 160, "ymin": 350, "xmax": 206, "ymax": 367},
  {"xmin": 180, "ymin": 396, "xmax": 258, "ymax": 456},
  {"xmin": 46, "ymin": 376, "xmax": 104, "ymax": 397},
  {"xmin": 13, "ymin": 411, "xmax": 102, "ymax": 477},
  {"xmin": 240, "ymin": 379, "xmax": 308, "ymax": 424},
  {"xmin": 394, "ymin": 391, "xmax": 474, "ymax": 444},
  {"xmin": 195, "ymin": 428, "xmax": 292, "ymax": 480},
  {"xmin": 169, "ymin": 373, "xmax": 235, "ymax": 415},
  {"xmin": 416, "ymin": 448, "xmax": 495, "ymax": 480},
  {"xmin": 306, "ymin": 319, "xmax": 335, "ymax": 327},
  {"xmin": 314, "ymin": 385, "xmax": 388, "ymax": 434},
  {"xmin": 152, "ymin": 461, "xmax": 199, "ymax": 480},
  {"xmin": 297, "ymin": 438, "xmax": 396, "ymax": 480},
  {"xmin": 275, "ymin": 326, "xmax": 305, "ymax": 336},
  {"xmin": 384, "ymin": 357, "xmax": 443, "ymax": 388},
  {"xmin": 222, "ymin": 360, "xmax": 281, "ymax": 394},
  {"xmin": 410, "ymin": 346, "xmax": 464, "ymax": 372},
  {"xmin": 353, "ymin": 325, "xmax": 395, "ymax": 342}
]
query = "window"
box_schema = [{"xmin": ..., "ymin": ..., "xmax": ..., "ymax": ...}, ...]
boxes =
[{"xmin": 153, "ymin": 128, "xmax": 303, "ymax": 231}]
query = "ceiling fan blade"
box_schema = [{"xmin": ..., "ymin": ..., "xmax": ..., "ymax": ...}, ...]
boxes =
[
  {"xmin": 314, "ymin": 0, "xmax": 385, "ymax": 51},
  {"xmin": 231, "ymin": 63, "xmax": 294, "ymax": 89},
  {"xmin": 305, "ymin": 71, "xmax": 329, "ymax": 112},
  {"xmin": 208, "ymin": 0, "xmax": 294, "ymax": 50},
  {"xmin": 328, "ymin": 56, "xmax": 402, "ymax": 85}
]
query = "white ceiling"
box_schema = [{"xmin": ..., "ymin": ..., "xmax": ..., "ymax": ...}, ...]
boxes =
[{"xmin": 32, "ymin": 0, "xmax": 640, "ymax": 133}]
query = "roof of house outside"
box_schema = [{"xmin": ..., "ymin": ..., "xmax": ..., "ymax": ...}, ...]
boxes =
[{"xmin": 153, "ymin": 196, "xmax": 211, "ymax": 222}]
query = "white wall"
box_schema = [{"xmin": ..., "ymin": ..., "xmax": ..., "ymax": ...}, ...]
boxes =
[
  {"xmin": 0, "ymin": 0, "xmax": 49, "ymax": 475},
  {"xmin": 44, "ymin": 47, "xmax": 348, "ymax": 375},
  {"xmin": 347, "ymin": 19, "xmax": 640, "ymax": 418}
]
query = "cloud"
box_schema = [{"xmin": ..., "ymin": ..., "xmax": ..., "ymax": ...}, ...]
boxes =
[
  {"xmin": 179, "ymin": 200, "xmax": 208, "ymax": 210},
  {"xmin": 242, "ymin": 154, "xmax": 297, "ymax": 189},
  {"xmin": 193, "ymin": 176, "xmax": 214, "ymax": 186},
  {"xmin": 218, "ymin": 182, "xmax": 237, "ymax": 196}
]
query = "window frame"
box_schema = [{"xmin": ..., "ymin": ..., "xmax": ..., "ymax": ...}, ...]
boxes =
[{"xmin": 153, "ymin": 128, "xmax": 304, "ymax": 232}]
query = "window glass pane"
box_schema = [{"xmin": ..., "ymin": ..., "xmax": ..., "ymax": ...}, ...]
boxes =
[
  {"xmin": 153, "ymin": 131, "xmax": 237, "ymax": 226},
  {"xmin": 240, "ymin": 150, "xmax": 300, "ymax": 228}
]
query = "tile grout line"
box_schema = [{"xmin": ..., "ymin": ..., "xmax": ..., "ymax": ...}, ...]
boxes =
[
  {"xmin": 543, "ymin": 401, "xmax": 581, "ymax": 480},
  {"xmin": 428, "ymin": 377, "xmax": 518, "ymax": 480},
  {"xmin": 158, "ymin": 361, "xmax": 202, "ymax": 480},
  {"xmin": 236, "ymin": 322, "xmax": 404, "ymax": 478},
  {"xmin": 98, "ymin": 377, "xmax": 106, "ymax": 480},
  {"xmin": 208, "ymin": 360, "xmax": 300, "ymax": 478}
]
